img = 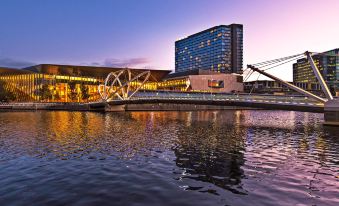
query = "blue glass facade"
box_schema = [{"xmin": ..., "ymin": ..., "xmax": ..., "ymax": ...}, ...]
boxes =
[{"xmin": 175, "ymin": 24, "xmax": 243, "ymax": 74}]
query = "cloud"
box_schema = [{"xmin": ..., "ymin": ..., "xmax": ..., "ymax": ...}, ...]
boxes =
[
  {"xmin": 0, "ymin": 56, "xmax": 151, "ymax": 69},
  {"xmin": 102, "ymin": 57, "xmax": 150, "ymax": 68},
  {"xmin": 0, "ymin": 57, "xmax": 35, "ymax": 68},
  {"xmin": 80, "ymin": 58, "xmax": 150, "ymax": 68},
  {"xmin": 83, "ymin": 57, "xmax": 150, "ymax": 68}
]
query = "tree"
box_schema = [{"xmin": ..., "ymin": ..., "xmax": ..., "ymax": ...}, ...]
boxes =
[
  {"xmin": 68, "ymin": 81, "xmax": 78, "ymax": 101},
  {"xmin": 39, "ymin": 84, "xmax": 52, "ymax": 101},
  {"xmin": 80, "ymin": 83, "xmax": 90, "ymax": 101},
  {"xmin": 0, "ymin": 81, "xmax": 15, "ymax": 102},
  {"xmin": 54, "ymin": 92, "xmax": 61, "ymax": 101}
]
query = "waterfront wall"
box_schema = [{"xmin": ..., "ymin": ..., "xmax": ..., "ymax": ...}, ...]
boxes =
[
  {"xmin": 125, "ymin": 103, "xmax": 250, "ymax": 111},
  {"xmin": 0, "ymin": 103, "xmax": 95, "ymax": 111},
  {"xmin": 324, "ymin": 99, "xmax": 339, "ymax": 126},
  {"xmin": 0, "ymin": 102, "xmax": 253, "ymax": 112}
]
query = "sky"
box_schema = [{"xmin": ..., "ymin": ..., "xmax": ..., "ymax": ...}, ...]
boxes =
[{"xmin": 0, "ymin": 0, "xmax": 338, "ymax": 81}]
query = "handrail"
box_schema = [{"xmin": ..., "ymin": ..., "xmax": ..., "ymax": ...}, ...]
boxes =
[{"xmin": 106, "ymin": 92, "xmax": 322, "ymax": 106}]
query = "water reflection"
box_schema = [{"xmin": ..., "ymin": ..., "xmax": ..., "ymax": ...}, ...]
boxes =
[{"xmin": 0, "ymin": 110, "xmax": 338, "ymax": 206}]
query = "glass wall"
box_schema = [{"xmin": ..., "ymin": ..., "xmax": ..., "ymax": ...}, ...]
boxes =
[
  {"xmin": 157, "ymin": 78, "xmax": 189, "ymax": 91},
  {"xmin": 175, "ymin": 24, "xmax": 243, "ymax": 74},
  {"xmin": 292, "ymin": 49, "xmax": 339, "ymax": 95},
  {"xmin": 0, "ymin": 73, "xmax": 164, "ymax": 102},
  {"xmin": 0, "ymin": 74, "xmax": 102, "ymax": 102}
]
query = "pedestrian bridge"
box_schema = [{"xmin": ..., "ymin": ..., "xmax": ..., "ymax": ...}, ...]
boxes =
[
  {"xmin": 95, "ymin": 51, "xmax": 339, "ymax": 125},
  {"xmin": 103, "ymin": 91, "xmax": 324, "ymax": 113}
]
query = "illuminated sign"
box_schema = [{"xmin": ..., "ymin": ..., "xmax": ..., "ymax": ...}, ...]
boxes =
[{"xmin": 208, "ymin": 80, "xmax": 224, "ymax": 88}]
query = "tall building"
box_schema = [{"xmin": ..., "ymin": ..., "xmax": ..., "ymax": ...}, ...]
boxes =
[
  {"xmin": 175, "ymin": 24, "xmax": 243, "ymax": 74},
  {"xmin": 293, "ymin": 48, "xmax": 339, "ymax": 95}
]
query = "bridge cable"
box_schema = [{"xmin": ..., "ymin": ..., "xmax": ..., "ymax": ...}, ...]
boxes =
[
  {"xmin": 243, "ymin": 68, "xmax": 253, "ymax": 81},
  {"xmin": 244, "ymin": 70, "xmax": 256, "ymax": 82},
  {"xmin": 246, "ymin": 53, "xmax": 305, "ymax": 95},
  {"xmin": 252, "ymin": 53, "xmax": 303, "ymax": 67},
  {"xmin": 249, "ymin": 73, "xmax": 261, "ymax": 95},
  {"xmin": 262, "ymin": 55, "xmax": 305, "ymax": 71},
  {"xmin": 257, "ymin": 54, "xmax": 305, "ymax": 69},
  {"xmin": 252, "ymin": 53, "xmax": 303, "ymax": 66}
]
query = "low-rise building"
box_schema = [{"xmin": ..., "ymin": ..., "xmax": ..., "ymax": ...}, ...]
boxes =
[
  {"xmin": 0, "ymin": 64, "xmax": 170, "ymax": 102},
  {"xmin": 159, "ymin": 69, "xmax": 243, "ymax": 93},
  {"xmin": 244, "ymin": 80, "xmax": 291, "ymax": 94},
  {"xmin": 0, "ymin": 65, "xmax": 244, "ymax": 103}
]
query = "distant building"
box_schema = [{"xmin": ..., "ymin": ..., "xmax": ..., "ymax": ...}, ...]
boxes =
[
  {"xmin": 159, "ymin": 70, "xmax": 243, "ymax": 93},
  {"xmin": 244, "ymin": 80, "xmax": 291, "ymax": 94},
  {"xmin": 293, "ymin": 48, "xmax": 339, "ymax": 96},
  {"xmin": 175, "ymin": 24, "xmax": 243, "ymax": 74}
]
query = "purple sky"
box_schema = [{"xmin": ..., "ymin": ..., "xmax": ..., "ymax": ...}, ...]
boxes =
[{"xmin": 0, "ymin": 0, "xmax": 338, "ymax": 81}]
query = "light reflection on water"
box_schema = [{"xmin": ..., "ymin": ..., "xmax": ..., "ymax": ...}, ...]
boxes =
[{"xmin": 0, "ymin": 110, "xmax": 338, "ymax": 206}]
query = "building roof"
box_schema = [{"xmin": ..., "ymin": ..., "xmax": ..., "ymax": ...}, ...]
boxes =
[
  {"xmin": 175, "ymin": 24, "xmax": 243, "ymax": 43},
  {"xmin": 0, "ymin": 67, "xmax": 33, "ymax": 75},
  {"xmin": 0, "ymin": 64, "xmax": 171, "ymax": 81},
  {"xmin": 164, "ymin": 69, "xmax": 239, "ymax": 80},
  {"xmin": 244, "ymin": 79, "xmax": 292, "ymax": 84}
]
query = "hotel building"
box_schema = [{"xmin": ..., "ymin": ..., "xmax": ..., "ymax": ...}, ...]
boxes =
[{"xmin": 175, "ymin": 24, "xmax": 243, "ymax": 74}]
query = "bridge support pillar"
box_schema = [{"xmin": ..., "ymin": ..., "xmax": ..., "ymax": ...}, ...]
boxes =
[
  {"xmin": 105, "ymin": 104, "xmax": 126, "ymax": 112},
  {"xmin": 324, "ymin": 99, "xmax": 339, "ymax": 126}
]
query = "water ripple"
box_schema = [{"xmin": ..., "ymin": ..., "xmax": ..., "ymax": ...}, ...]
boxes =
[{"xmin": 0, "ymin": 110, "xmax": 338, "ymax": 206}]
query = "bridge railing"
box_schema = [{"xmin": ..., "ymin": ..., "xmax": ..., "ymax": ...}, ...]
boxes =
[{"xmin": 120, "ymin": 91, "xmax": 323, "ymax": 106}]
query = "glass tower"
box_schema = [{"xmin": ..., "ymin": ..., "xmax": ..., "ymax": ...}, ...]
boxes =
[
  {"xmin": 293, "ymin": 48, "xmax": 339, "ymax": 94},
  {"xmin": 175, "ymin": 24, "xmax": 243, "ymax": 74}
]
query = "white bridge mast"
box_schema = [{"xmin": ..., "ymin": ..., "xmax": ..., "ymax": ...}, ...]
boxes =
[
  {"xmin": 247, "ymin": 65, "xmax": 327, "ymax": 103},
  {"xmin": 305, "ymin": 51, "xmax": 333, "ymax": 100},
  {"xmin": 247, "ymin": 51, "xmax": 334, "ymax": 103}
]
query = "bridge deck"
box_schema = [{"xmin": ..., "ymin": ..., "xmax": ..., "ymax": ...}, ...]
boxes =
[{"xmin": 106, "ymin": 92, "xmax": 324, "ymax": 113}]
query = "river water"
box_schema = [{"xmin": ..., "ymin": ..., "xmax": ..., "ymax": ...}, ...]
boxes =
[{"xmin": 0, "ymin": 110, "xmax": 338, "ymax": 206}]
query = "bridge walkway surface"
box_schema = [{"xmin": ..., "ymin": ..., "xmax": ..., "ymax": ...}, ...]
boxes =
[{"xmin": 105, "ymin": 92, "xmax": 324, "ymax": 113}]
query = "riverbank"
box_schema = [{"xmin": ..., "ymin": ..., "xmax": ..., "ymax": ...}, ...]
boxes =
[
  {"xmin": 0, "ymin": 102, "xmax": 96, "ymax": 111},
  {"xmin": 0, "ymin": 102, "xmax": 256, "ymax": 112}
]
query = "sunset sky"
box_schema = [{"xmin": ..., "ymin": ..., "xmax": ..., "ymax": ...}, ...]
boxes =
[{"xmin": 0, "ymin": 0, "xmax": 338, "ymax": 81}]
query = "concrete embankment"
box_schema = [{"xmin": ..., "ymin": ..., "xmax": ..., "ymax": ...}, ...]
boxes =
[
  {"xmin": 324, "ymin": 99, "xmax": 339, "ymax": 126},
  {"xmin": 124, "ymin": 103, "xmax": 252, "ymax": 111},
  {"xmin": 0, "ymin": 103, "xmax": 104, "ymax": 112},
  {"xmin": 108, "ymin": 98, "xmax": 324, "ymax": 113},
  {"xmin": 0, "ymin": 102, "xmax": 255, "ymax": 112}
]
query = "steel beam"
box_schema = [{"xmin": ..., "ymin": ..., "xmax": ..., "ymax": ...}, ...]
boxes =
[
  {"xmin": 247, "ymin": 65, "xmax": 327, "ymax": 103},
  {"xmin": 305, "ymin": 51, "xmax": 333, "ymax": 100}
]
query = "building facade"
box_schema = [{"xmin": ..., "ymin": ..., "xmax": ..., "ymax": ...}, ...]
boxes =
[
  {"xmin": 159, "ymin": 70, "xmax": 243, "ymax": 93},
  {"xmin": 1, "ymin": 63, "xmax": 245, "ymax": 103},
  {"xmin": 0, "ymin": 64, "xmax": 170, "ymax": 102},
  {"xmin": 293, "ymin": 48, "xmax": 339, "ymax": 96},
  {"xmin": 175, "ymin": 24, "xmax": 243, "ymax": 74},
  {"xmin": 244, "ymin": 80, "xmax": 291, "ymax": 94}
]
